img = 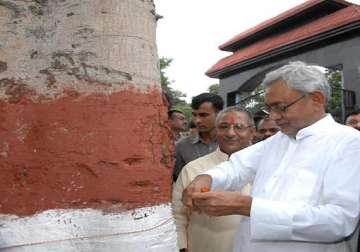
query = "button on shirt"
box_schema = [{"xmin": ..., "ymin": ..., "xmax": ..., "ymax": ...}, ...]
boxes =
[
  {"xmin": 204, "ymin": 115, "xmax": 360, "ymax": 252},
  {"xmin": 173, "ymin": 133, "xmax": 217, "ymax": 181}
]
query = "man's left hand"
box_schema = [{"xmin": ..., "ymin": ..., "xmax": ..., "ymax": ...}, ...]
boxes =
[{"xmin": 192, "ymin": 191, "xmax": 252, "ymax": 217}]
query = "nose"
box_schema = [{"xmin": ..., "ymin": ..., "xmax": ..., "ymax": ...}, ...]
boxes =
[
  {"xmin": 193, "ymin": 115, "xmax": 201, "ymax": 125},
  {"xmin": 225, "ymin": 125, "xmax": 237, "ymax": 138},
  {"xmin": 269, "ymin": 110, "xmax": 282, "ymax": 120},
  {"xmin": 264, "ymin": 130, "xmax": 272, "ymax": 137}
]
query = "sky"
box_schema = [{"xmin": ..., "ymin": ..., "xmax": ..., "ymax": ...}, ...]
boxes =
[{"xmin": 155, "ymin": 0, "xmax": 360, "ymax": 102}]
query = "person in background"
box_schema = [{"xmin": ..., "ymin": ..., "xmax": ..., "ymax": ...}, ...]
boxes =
[
  {"xmin": 257, "ymin": 116, "xmax": 279, "ymax": 141},
  {"xmin": 188, "ymin": 120, "xmax": 197, "ymax": 136},
  {"xmin": 344, "ymin": 108, "xmax": 360, "ymax": 252},
  {"xmin": 173, "ymin": 93, "xmax": 223, "ymax": 182},
  {"xmin": 173, "ymin": 106, "xmax": 255, "ymax": 252},
  {"xmin": 182, "ymin": 61, "xmax": 360, "ymax": 252},
  {"xmin": 252, "ymin": 110, "xmax": 268, "ymax": 142},
  {"xmin": 168, "ymin": 109, "xmax": 188, "ymax": 142},
  {"xmin": 345, "ymin": 109, "xmax": 360, "ymax": 131}
]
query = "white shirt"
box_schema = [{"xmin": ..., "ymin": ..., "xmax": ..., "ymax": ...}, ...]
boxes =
[
  {"xmin": 205, "ymin": 115, "xmax": 360, "ymax": 252},
  {"xmin": 172, "ymin": 148, "xmax": 251, "ymax": 252}
]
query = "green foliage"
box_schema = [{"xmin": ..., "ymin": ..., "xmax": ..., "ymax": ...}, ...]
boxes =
[
  {"xmin": 173, "ymin": 103, "xmax": 192, "ymax": 120},
  {"xmin": 237, "ymin": 84, "xmax": 265, "ymax": 115},
  {"xmin": 160, "ymin": 57, "xmax": 172, "ymax": 89},
  {"xmin": 325, "ymin": 69, "xmax": 343, "ymax": 122},
  {"xmin": 160, "ymin": 57, "xmax": 187, "ymax": 106},
  {"xmin": 207, "ymin": 83, "xmax": 219, "ymax": 95},
  {"xmin": 160, "ymin": 57, "xmax": 192, "ymax": 119}
]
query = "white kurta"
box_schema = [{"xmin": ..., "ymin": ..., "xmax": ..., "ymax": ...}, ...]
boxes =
[
  {"xmin": 172, "ymin": 148, "xmax": 251, "ymax": 252},
  {"xmin": 205, "ymin": 115, "xmax": 360, "ymax": 252}
]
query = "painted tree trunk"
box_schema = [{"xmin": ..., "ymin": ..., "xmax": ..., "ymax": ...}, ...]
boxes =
[{"xmin": 0, "ymin": 0, "xmax": 176, "ymax": 251}]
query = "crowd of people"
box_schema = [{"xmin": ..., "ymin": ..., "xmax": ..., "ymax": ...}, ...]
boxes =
[{"xmin": 167, "ymin": 61, "xmax": 360, "ymax": 252}]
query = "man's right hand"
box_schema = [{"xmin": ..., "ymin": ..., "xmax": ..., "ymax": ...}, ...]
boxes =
[{"xmin": 181, "ymin": 174, "xmax": 212, "ymax": 211}]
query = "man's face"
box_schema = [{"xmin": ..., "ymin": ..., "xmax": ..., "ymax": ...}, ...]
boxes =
[
  {"xmin": 170, "ymin": 112, "xmax": 187, "ymax": 131},
  {"xmin": 258, "ymin": 118, "xmax": 279, "ymax": 140},
  {"xmin": 264, "ymin": 79, "xmax": 319, "ymax": 137},
  {"xmin": 346, "ymin": 113, "xmax": 360, "ymax": 131},
  {"xmin": 216, "ymin": 111, "xmax": 255, "ymax": 155},
  {"xmin": 192, "ymin": 102, "xmax": 217, "ymax": 133}
]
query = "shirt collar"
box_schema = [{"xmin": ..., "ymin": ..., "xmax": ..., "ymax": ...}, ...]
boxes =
[
  {"xmin": 191, "ymin": 133, "xmax": 201, "ymax": 144},
  {"xmin": 295, "ymin": 114, "xmax": 335, "ymax": 140},
  {"xmin": 191, "ymin": 132, "xmax": 216, "ymax": 145},
  {"xmin": 215, "ymin": 147, "xmax": 230, "ymax": 159}
]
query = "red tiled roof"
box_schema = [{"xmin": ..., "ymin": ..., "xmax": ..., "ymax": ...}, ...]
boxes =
[
  {"xmin": 219, "ymin": 0, "xmax": 351, "ymax": 51},
  {"xmin": 207, "ymin": 5, "xmax": 360, "ymax": 77}
]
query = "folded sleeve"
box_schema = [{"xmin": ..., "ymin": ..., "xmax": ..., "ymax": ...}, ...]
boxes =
[{"xmin": 250, "ymin": 137, "xmax": 360, "ymax": 242}]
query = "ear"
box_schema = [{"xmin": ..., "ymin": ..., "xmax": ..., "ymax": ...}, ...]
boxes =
[{"xmin": 310, "ymin": 91, "xmax": 326, "ymax": 107}]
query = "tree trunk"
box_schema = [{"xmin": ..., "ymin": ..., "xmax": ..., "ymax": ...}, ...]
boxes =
[{"xmin": 0, "ymin": 0, "xmax": 176, "ymax": 250}]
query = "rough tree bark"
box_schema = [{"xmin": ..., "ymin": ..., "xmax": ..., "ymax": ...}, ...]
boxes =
[{"xmin": 0, "ymin": 0, "xmax": 176, "ymax": 251}]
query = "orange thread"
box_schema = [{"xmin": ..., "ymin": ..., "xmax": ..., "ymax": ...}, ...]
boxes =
[{"xmin": 200, "ymin": 187, "xmax": 210, "ymax": 192}]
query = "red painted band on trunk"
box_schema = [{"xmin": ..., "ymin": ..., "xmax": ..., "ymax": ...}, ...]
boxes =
[{"xmin": 0, "ymin": 87, "xmax": 174, "ymax": 216}]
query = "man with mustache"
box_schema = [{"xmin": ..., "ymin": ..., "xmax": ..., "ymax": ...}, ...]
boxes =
[
  {"xmin": 173, "ymin": 93, "xmax": 223, "ymax": 182},
  {"xmin": 173, "ymin": 106, "xmax": 255, "ymax": 252},
  {"xmin": 182, "ymin": 61, "xmax": 360, "ymax": 252}
]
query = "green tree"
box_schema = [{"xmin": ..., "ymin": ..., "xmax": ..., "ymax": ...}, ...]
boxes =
[
  {"xmin": 207, "ymin": 83, "xmax": 219, "ymax": 95},
  {"xmin": 325, "ymin": 69, "xmax": 343, "ymax": 122},
  {"xmin": 160, "ymin": 57, "xmax": 186, "ymax": 105},
  {"xmin": 238, "ymin": 84, "xmax": 265, "ymax": 115},
  {"xmin": 160, "ymin": 57, "xmax": 192, "ymax": 119}
]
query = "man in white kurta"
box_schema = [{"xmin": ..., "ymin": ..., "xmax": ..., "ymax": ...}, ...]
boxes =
[
  {"xmin": 182, "ymin": 61, "xmax": 360, "ymax": 252},
  {"xmin": 173, "ymin": 107, "xmax": 255, "ymax": 252}
]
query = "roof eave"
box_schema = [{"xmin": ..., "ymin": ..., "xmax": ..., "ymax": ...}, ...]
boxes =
[
  {"xmin": 206, "ymin": 21, "xmax": 360, "ymax": 79},
  {"xmin": 219, "ymin": 0, "xmax": 353, "ymax": 52}
]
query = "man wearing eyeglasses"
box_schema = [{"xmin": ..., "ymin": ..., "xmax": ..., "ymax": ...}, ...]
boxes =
[
  {"xmin": 173, "ymin": 106, "xmax": 255, "ymax": 252},
  {"xmin": 182, "ymin": 61, "xmax": 360, "ymax": 252},
  {"xmin": 168, "ymin": 109, "xmax": 188, "ymax": 142}
]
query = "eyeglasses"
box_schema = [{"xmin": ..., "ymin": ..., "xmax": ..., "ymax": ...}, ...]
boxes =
[
  {"xmin": 264, "ymin": 94, "xmax": 307, "ymax": 114},
  {"xmin": 173, "ymin": 115, "xmax": 186, "ymax": 121},
  {"xmin": 347, "ymin": 119, "xmax": 360, "ymax": 126},
  {"xmin": 217, "ymin": 124, "xmax": 253, "ymax": 133}
]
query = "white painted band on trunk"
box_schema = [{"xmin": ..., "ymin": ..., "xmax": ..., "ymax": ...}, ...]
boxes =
[{"xmin": 0, "ymin": 204, "xmax": 178, "ymax": 251}]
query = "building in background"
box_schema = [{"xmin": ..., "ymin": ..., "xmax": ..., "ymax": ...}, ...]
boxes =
[{"xmin": 207, "ymin": 0, "xmax": 360, "ymax": 122}]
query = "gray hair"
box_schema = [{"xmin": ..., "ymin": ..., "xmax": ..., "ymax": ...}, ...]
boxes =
[
  {"xmin": 261, "ymin": 61, "xmax": 331, "ymax": 103},
  {"xmin": 215, "ymin": 106, "xmax": 254, "ymax": 126}
]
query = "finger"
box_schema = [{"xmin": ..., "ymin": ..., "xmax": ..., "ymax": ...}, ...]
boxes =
[
  {"xmin": 182, "ymin": 186, "xmax": 201, "ymax": 209},
  {"xmin": 193, "ymin": 199, "xmax": 213, "ymax": 213},
  {"xmin": 181, "ymin": 188, "xmax": 193, "ymax": 209},
  {"xmin": 192, "ymin": 204, "xmax": 202, "ymax": 214},
  {"xmin": 192, "ymin": 192, "xmax": 215, "ymax": 201}
]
